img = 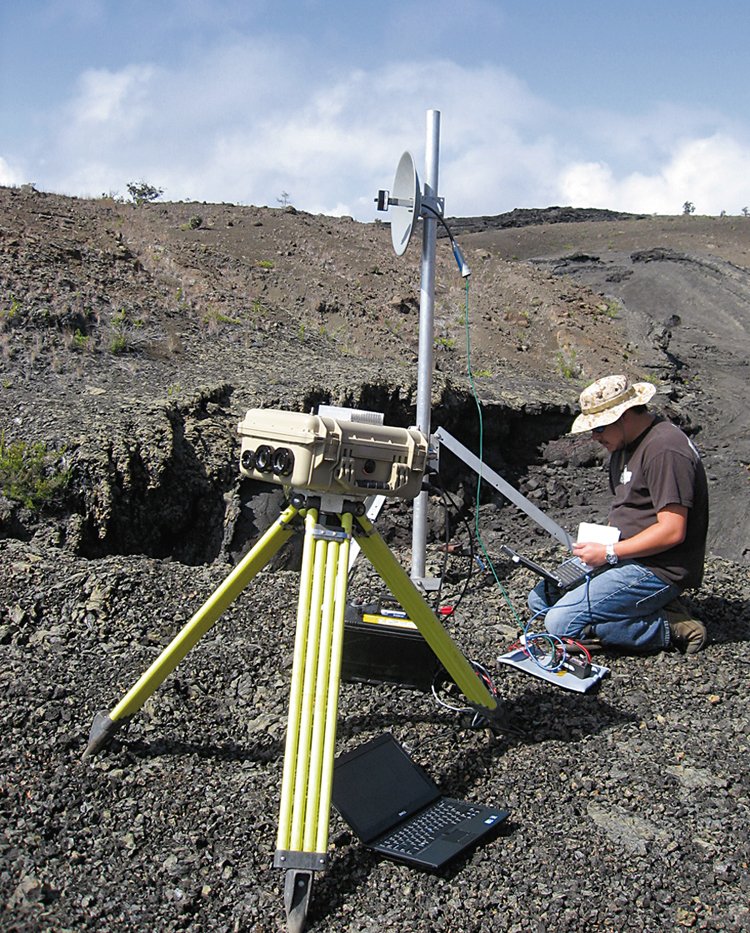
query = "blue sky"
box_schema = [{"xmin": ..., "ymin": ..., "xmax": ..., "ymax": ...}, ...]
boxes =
[{"xmin": 2, "ymin": 0, "xmax": 750, "ymax": 220}]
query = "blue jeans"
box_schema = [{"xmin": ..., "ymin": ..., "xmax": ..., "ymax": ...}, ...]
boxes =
[{"xmin": 527, "ymin": 561, "xmax": 681, "ymax": 651}]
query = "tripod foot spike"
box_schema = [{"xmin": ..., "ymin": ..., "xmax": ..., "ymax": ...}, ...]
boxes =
[
  {"xmin": 83, "ymin": 710, "xmax": 124, "ymax": 759},
  {"xmin": 283, "ymin": 869, "xmax": 313, "ymax": 933}
]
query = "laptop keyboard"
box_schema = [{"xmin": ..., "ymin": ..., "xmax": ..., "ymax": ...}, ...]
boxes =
[
  {"xmin": 379, "ymin": 798, "xmax": 479, "ymax": 855},
  {"xmin": 555, "ymin": 557, "xmax": 593, "ymax": 588}
]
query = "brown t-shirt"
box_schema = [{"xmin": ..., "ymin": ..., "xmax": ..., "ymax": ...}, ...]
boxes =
[{"xmin": 608, "ymin": 417, "xmax": 709, "ymax": 589}]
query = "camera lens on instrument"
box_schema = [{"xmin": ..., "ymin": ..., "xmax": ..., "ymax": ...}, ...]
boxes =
[
  {"xmin": 272, "ymin": 447, "xmax": 295, "ymax": 476},
  {"xmin": 241, "ymin": 449, "xmax": 256, "ymax": 471},
  {"xmin": 255, "ymin": 445, "xmax": 274, "ymax": 472}
]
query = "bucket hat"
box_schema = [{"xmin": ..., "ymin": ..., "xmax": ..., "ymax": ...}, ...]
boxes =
[{"xmin": 571, "ymin": 374, "xmax": 656, "ymax": 434}]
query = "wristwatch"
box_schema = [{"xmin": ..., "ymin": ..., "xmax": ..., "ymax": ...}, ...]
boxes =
[{"xmin": 605, "ymin": 543, "xmax": 619, "ymax": 565}]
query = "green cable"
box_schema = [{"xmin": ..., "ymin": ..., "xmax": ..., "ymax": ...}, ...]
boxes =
[{"xmin": 461, "ymin": 277, "xmax": 524, "ymax": 629}]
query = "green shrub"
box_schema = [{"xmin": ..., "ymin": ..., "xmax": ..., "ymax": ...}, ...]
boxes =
[
  {"xmin": 201, "ymin": 307, "xmax": 239, "ymax": 328},
  {"xmin": 110, "ymin": 333, "xmax": 128, "ymax": 353},
  {"xmin": 596, "ymin": 299, "xmax": 620, "ymax": 318},
  {"xmin": 0, "ymin": 433, "xmax": 70, "ymax": 509},
  {"xmin": 556, "ymin": 349, "xmax": 581, "ymax": 379},
  {"xmin": 436, "ymin": 336, "xmax": 456, "ymax": 349},
  {"xmin": 71, "ymin": 328, "xmax": 89, "ymax": 350},
  {"xmin": 109, "ymin": 308, "xmax": 131, "ymax": 353},
  {"xmin": 0, "ymin": 295, "xmax": 22, "ymax": 330},
  {"xmin": 127, "ymin": 181, "xmax": 164, "ymax": 205}
]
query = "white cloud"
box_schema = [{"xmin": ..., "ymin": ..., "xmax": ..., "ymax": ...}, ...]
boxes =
[
  {"xmin": 25, "ymin": 38, "xmax": 750, "ymax": 221},
  {"xmin": 70, "ymin": 65, "xmax": 156, "ymax": 126},
  {"xmin": 558, "ymin": 161, "xmax": 618, "ymax": 209},
  {"xmin": 559, "ymin": 134, "xmax": 750, "ymax": 215},
  {"xmin": 0, "ymin": 155, "xmax": 23, "ymax": 186},
  {"xmin": 204, "ymin": 59, "xmax": 556, "ymax": 216}
]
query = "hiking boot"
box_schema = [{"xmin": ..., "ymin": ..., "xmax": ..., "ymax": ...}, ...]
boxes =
[{"xmin": 664, "ymin": 599, "xmax": 707, "ymax": 655}]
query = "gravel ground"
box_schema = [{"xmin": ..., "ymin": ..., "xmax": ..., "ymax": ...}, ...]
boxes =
[
  {"xmin": 3, "ymin": 189, "xmax": 750, "ymax": 931},
  {"xmin": 2, "ymin": 527, "xmax": 749, "ymax": 933}
]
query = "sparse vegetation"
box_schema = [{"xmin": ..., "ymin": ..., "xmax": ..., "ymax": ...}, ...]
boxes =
[
  {"xmin": 596, "ymin": 298, "xmax": 620, "ymax": 318},
  {"xmin": 0, "ymin": 432, "xmax": 70, "ymax": 509},
  {"xmin": 0, "ymin": 294, "xmax": 22, "ymax": 330},
  {"xmin": 202, "ymin": 307, "xmax": 240, "ymax": 330},
  {"xmin": 683, "ymin": 201, "xmax": 696, "ymax": 216},
  {"xmin": 436, "ymin": 336, "xmax": 456, "ymax": 350},
  {"xmin": 556, "ymin": 348, "xmax": 580, "ymax": 379},
  {"xmin": 70, "ymin": 328, "xmax": 90, "ymax": 351},
  {"xmin": 126, "ymin": 181, "xmax": 164, "ymax": 205},
  {"xmin": 257, "ymin": 259, "xmax": 275, "ymax": 270},
  {"xmin": 109, "ymin": 308, "xmax": 130, "ymax": 354},
  {"xmin": 175, "ymin": 287, "xmax": 191, "ymax": 313}
]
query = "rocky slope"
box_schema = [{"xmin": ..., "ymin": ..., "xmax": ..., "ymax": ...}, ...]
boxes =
[
  {"xmin": 2, "ymin": 188, "xmax": 749, "ymax": 561},
  {"xmin": 1, "ymin": 187, "xmax": 749, "ymax": 932}
]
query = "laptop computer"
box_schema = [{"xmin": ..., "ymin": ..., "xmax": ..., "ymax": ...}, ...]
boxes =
[
  {"xmin": 500, "ymin": 544, "xmax": 599, "ymax": 592},
  {"xmin": 331, "ymin": 733, "xmax": 510, "ymax": 870},
  {"xmin": 500, "ymin": 520, "xmax": 621, "ymax": 592}
]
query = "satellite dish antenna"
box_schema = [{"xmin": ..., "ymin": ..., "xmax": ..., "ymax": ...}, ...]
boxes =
[
  {"xmin": 375, "ymin": 111, "xmax": 463, "ymax": 588},
  {"xmin": 382, "ymin": 151, "xmax": 421, "ymax": 256}
]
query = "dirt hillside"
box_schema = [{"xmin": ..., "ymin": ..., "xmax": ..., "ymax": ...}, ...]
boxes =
[
  {"xmin": 2, "ymin": 187, "xmax": 749, "ymax": 562},
  {"xmin": 1, "ymin": 187, "xmax": 749, "ymax": 933}
]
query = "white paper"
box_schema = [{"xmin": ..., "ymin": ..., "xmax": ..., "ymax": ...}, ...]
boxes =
[{"xmin": 576, "ymin": 522, "xmax": 620, "ymax": 545}]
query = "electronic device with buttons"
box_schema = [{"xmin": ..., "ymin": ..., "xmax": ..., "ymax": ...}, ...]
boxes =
[{"xmin": 237, "ymin": 408, "xmax": 429, "ymax": 500}]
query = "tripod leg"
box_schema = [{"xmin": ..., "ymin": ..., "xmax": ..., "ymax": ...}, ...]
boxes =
[
  {"xmin": 275, "ymin": 510, "xmax": 352, "ymax": 932},
  {"xmin": 283, "ymin": 869, "xmax": 313, "ymax": 933},
  {"xmin": 355, "ymin": 513, "xmax": 498, "ymax": 713},
  {"xmin": 84, "ymin": 503, "xmax": 300, "ymax": 757}
]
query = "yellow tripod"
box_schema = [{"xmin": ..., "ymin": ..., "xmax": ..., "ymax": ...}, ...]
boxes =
[{"xmin": 84, "ymin": 496, "xmax": 498, "ymax": 933}]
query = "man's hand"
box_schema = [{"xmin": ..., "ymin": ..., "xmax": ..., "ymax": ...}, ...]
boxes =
[{"xmin": 573, "ymin": 541, "xmax": 607, "ymax": 568}]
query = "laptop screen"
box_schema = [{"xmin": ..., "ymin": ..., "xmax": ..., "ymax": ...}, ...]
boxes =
[{"xmin": 332, "ymin": 734, "xmax": 440, "ymax": 843}]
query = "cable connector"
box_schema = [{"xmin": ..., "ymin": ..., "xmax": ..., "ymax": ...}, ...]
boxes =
[{"xmin": 451, "ymin": 240, "xmax": 471, "ymax": 278}]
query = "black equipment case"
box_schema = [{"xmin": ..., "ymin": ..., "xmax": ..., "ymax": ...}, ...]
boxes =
[{"xmin": 341, "ymin": 600, "xmax": 443, "ymax": 692}]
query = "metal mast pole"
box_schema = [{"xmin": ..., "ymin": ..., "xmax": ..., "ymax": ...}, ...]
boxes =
[{"xmin": 411, "ymin": 109, "xmax": 440, "ymax": 587}]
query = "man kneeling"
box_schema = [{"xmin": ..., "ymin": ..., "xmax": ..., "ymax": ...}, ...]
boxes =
[{"xmin": 528, "ymin": 374, "xmax": 709, "ymax": 655}]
